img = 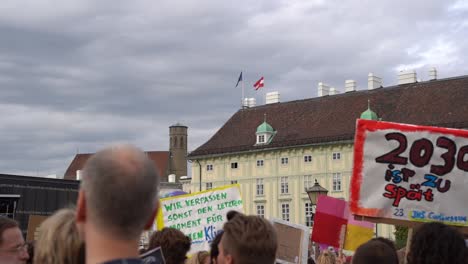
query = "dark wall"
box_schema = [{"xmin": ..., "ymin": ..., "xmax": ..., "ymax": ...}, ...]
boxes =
[{"xmin": 0, "ymin": 174, "xmax": 79, "ymax": 238}]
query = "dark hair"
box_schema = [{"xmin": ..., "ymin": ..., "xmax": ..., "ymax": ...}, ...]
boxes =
[
  {"xmin": 0, "ymin": 216, "xmax": 19, "ymax": 246},
  {"xmin": 210, "ymin": 231, "xmax": 223, "ymax": 263},
  {"xmin": 149, "ymin": 228, "xmax": 191, "ymax": 264},
  {"xmin": 407, "ymin": 222, "xmax": 466, "ymax": 264},
  {"xmin": 222, "ymin": 214, "xmax": 277, "ymax": 264},
  {"xmin": 226, "ymin": 210, "xmax": 241, "ymax": 221},
  {"xmin": 370, "ymin": 237, "xmax": 397, "ymax": 252},
  {"xmin": 352, "ymin": 240, "xmax": 398, "ymax": 264}
]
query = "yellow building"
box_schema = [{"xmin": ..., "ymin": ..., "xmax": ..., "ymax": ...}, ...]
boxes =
[{"xmin": 187, "ymin": 71, "xmax": 468, "ymax": 239}]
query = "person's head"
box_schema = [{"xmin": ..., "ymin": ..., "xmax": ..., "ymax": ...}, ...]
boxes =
[
  {"xmin": 352, "ymin": 240, "xmax": 398, "ymax": 264},
  {"xmin": 34, "ymin": 208, "xmax": 84, "ymax": 264},
  {"xmin": 186, "ymin": 251, "xmax": 210, "ymax": 264},
  {"xmin": 0, "ymin": 216, "xmax": 29, "ymax": 264},
  {"xmin": 148, "ymin": 227, "xmax": 191, "ymax": 264},
  {"xmin": 370, "ymin": 237, "xmax": 397, "ymax": 252},
  {"xmin": 226, "ymin": 210, "xmax": 241, "ymax": 221},
  {"xmin": 210, "ymin": 231, "xmax": 223, "ymax": 264},
  {"xmin": 218, "ymin": 214, "xmax": 277, "ymax": 264},
  {"xmin": 76, "ymin": 144, "xmax": 160, "ymax": 241},
  {"xmin": 317, "ymin": 249, "xmax": 336, "ymax": 264},
  {"xmin": 407, "ymin": 222, "xmax": 466, "ymax": 264}
]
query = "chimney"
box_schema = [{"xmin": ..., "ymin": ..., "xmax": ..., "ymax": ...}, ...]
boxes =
[
  {"xmin": 266, "ymin": 91, "xmax": 280, "ymax": 104},
  {"xmin": 329, "ymin": 87, "xmax": 340, "ymax": 95},
  {"xmin": 76, "ymin": 170, "xmax": 82, "ymax": 180},
  {"xmin": 248, "ymin": 98, "xmax": 256, "ymax": 107},
  {"xmin": 345, "ymin": 80, "xmax": 356, "ymax": 92},
  {"xmin": 368, "ymin": 73, "xmax": 382, "ymax": 90},
  {"xmin": 243, "ymin": 98, "xmax": 257, "ymax": 108},
  {"xmin": 398, "ymin": 70, "xmax": 417, "ymax": 85},
  {"xmin": 429, "ymin": 67, "xmax": 437, "ymax": 80},
  {"xmin": 318, "ymin": 82, "xmax": 330, "ymax": 96}
]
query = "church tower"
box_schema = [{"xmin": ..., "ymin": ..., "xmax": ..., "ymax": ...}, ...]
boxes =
[{"xmin": 169, "ymin": 123, "xmax": 188, "ymax": 180}]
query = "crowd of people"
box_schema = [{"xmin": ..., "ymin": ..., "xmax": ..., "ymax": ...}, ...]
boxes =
[{"xmin": 0, "ymin": 144, "xmax": 467, "ymax": 264}]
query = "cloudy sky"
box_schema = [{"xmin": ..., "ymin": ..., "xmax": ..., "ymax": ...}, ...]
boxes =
[{"xmin": 0, "ymin": 0, "xmax": 467, "ymax": 177}]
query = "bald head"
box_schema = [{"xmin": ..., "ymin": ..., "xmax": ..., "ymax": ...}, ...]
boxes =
[{"xmin": 81, "ymin": 145, "xmax": 160, "ymax": 240}]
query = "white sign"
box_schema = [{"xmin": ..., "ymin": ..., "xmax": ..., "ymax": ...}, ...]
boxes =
[
  {"xmin": 155, "ymin": 184, "xmax": 243, "ymax": 253},
  {"xmin": 350, "ymin": 119, "xmax": 468, "ymax": 226}
]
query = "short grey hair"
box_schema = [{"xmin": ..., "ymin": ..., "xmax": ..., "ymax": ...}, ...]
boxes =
[{"xmin": 81, "ymin": 144, "xmax": 160, "ymax": 240}]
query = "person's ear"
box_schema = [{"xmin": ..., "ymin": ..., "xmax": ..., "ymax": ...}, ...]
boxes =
[
  {"xmin": 144, "ymin": 199, "xmax": 160, "ymax": 230},
  {"xmin": 76, "ymin": 190, "xmax": 86, "ymax": 223},
  {"xmin": 225, "ymin": 254, "xmax": 233, "ymax": 264}
]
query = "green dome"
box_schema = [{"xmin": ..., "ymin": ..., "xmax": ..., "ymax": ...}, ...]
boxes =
[
  {"xmin": 256, "ymin": 121, "xmax": 274, "ymax": 133},
  {"xmin": 360, "ymin": 108, "xmax": 378, "ymax": 120}
]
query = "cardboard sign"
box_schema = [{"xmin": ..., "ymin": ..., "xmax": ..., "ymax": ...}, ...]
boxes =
[
  {"xmin": 141, "ymin": 247, "xmax": 166, "ymax": 264},
  {"xmin": 272, "ymin": 219, "xmax": 309, "ymax": 264},
  {"xmin": 26, "ymin": 215, "xmax": 48, "ymax": 241},
  {"xmin": 351, "ymin": 119, "xmax": 468, "ymax": 227},
  {"xmin": 311, "ymin": 196, "xmax": 348, "ymax": 248},
  {"xmin": 155, "ymin": 184, "xmax": 243, "ymax": 253}
]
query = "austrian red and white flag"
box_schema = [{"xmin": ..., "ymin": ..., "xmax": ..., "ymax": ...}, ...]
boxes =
[{"xmin": 253, "ymin": 77, "xmax": 264, "ymax": 90}]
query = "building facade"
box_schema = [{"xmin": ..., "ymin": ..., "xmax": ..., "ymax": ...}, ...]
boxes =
[{"xmin": 187, "ymin": 71, "xmax": 468, "ymax": 239}]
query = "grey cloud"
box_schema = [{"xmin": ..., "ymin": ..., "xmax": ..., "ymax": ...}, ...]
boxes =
[{"xmin": 0, "ymin": 0, "xmax": 466, "ymax": 176}]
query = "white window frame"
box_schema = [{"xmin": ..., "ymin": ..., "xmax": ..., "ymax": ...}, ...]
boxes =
[
  {"xmin": 257, "ymin": 160, "xmax": 264, "ymax": 167},
  {"xmin": 256, "ymin": 178, "xmax": 264, "ymax": 196},
  {"xmin": 256, "ymin": 204, "xmax": 265, "ymax": 218},
  {"xmin": 258, "ymin": 135, "xmax": 265, "ymax": 144},
  {"xmin": 333, "ymin": 172, "xmax": 342, "ymax": 191},
  {"xmin": 231, "ymin": 162, "xmax": 238, "ymax": 169},
  {"xmin": 304, "ymin": 155, "xmax": 312, "ymax": 163},
  {"xmin": 304, "ymin": 175, "xmax": 314, "ymax": 189},
  {"xmin": 281, "ymin": 157, "xmax": 289, "ymax": 165},
  {"xmin": 206, "ymin": 164, "xmax": 213, "ymax": 171},
  {"xmin": 280, "ymin": 176, "xmax": 289, "ymax": 194},
  {"xmin": 332, "ymin": 152, "xmax": 341, "ymax": 160},
  {"xmin": 281, "ymin": 203, "xmax": 290, "ymax": 222},
  {"xmin": 305, "ymin": 202, "xmax": 314, "ymax": 227},
  {"xmin": 206, "ymin": 182, "xmax": 213, "ymax": 190}
]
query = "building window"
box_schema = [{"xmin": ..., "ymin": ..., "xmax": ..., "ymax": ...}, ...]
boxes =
[
  {"xmin": 333, "ymin": 152, "xmax": 341, "ymax": 160},
  {"xmin": 256, "ymin": 160, "xmax": 264, "ymax": 167},
  {"xmin": 305, "ymin": 203, "xmax": 314, "ymax": 227},
  {"xmin": 281, "ymin": 157, "xmax": 289, "ymax": 165},
  {"xmin": 304, "ymin": 155, "xmax": 312, "ymax": 162},
  {"xmin": 206, "ymin": 182, "xmax": 213, "ymax": 190},
  {"xmin": 231, "ymin": 180, "xmax": 238, "ymax": 184},
  {"xmin": 256, "ymin": 204, "xmax": 265, "ymax": 218},
  {"xmin": 333, "ymin": 173, "xmax": 342, "ymax": 191},
  {"xmin": 304, "ymin": 175, "xmax": 314, "ymax": 189},
  {"xmin": 281, "ymin": 203, "xmax": 290, "ymax": 222},
  {"xmin": 258, "ymin": 135, "xmax": 265, "ymax": 143},
  {"xmin": 256, "ymin": 178, "xmax": 264, "ymax": 196},
  {"xmin": 231, "ymin": 162, "xmax": 238, "ymax": 169},
  {"xmin": 280, "ymin": 177, "xmax": 289, "ymax": 194},
  {"xmin": 206, "ymin": 164, "xmax": 213, "ymax": 171}
]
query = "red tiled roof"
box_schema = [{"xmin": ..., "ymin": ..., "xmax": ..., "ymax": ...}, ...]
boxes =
[
  {"xmin": 189, "ymin": 75, "xmax": 468, "ymax": 158},
  {"xmin": 64, "ymin": 151, "xmax": 170, "ymax": 180}
]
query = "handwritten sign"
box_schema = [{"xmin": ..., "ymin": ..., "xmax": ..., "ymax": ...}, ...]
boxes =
[
  {"xmin": 272, "ymin": 219, "xmax": 309, "ymax": 264},
  {"xmin": 350, "ymin": 119, "xmax": 468, "ymax": 226},
  {"xmin": 155, "ymin": 184, "xmax": 243, "ymax": 253}
]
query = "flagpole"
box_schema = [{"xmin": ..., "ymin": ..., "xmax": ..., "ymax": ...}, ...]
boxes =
[{"xmin": 242, "ymin": 71, "xmax": 245, "ymax": 108}]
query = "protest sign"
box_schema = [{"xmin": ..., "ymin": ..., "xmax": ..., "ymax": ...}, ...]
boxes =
[
  {"xmin": 312, "ymin": 196, "xmax": 374, "ymax": 251},
  {"xmin": 155, "ymin": 184, "xmax": 243, "ymax": 253},
  {"xmin": 350, "ymin": 119, "xmax": 468, "ymax": 227},
  {"xmin": 272, "ymin": 219, "xmax": 309, "ymax": 264},
  {"xmin": 311, "ymin": 196, "xmax": 348, "ymax": 248},
  {"xmin": 140, "ymin": 246, "xmax": 165, "ymax": 264}
]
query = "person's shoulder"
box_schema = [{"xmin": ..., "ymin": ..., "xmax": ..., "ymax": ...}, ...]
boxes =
[{"xmin": 101, "ymin": 258, "xmax": 143, "ymax": 264}]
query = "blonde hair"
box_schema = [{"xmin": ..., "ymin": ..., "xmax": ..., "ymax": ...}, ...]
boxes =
[
  {"xmin": 317, "ymin": 249, "xmax": 336, "ymax": 264},
  {"xmin": 34, "ymin": 208, "xmax": 84, "ymax": 264},
  {"xmin": 186, "ymin": 251, "xmax": 210, "ymax": 264}
]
